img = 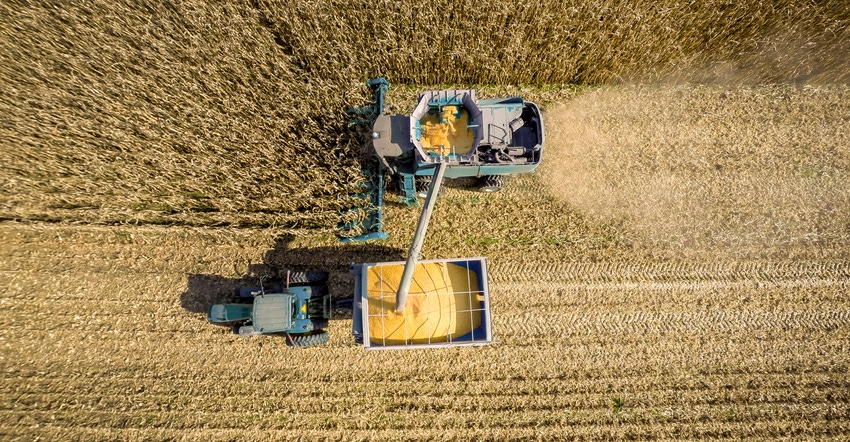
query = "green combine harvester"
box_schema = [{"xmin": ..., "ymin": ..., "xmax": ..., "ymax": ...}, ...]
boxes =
[
  {"xmin": 339, "ymin": 78, "xmax": 545, "ymax": 242},
  {"xmin": 342, "ymin": 78, "xmax": 545, "ymax": 347}
]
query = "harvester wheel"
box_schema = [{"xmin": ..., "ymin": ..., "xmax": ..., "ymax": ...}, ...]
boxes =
[
  {"xmin": 286, "ymin": 330, "xmax": 329, "ymax": 347},
  {"xmin": 287, "ymin": 271, "xmax": 329, "ymax": 286},
  {"xmin": 415, "ymin": 176, "xmax": 445, "ymax": 199},
  {"xmin": 477, "ymin": 175, "xmax": 505, "ymax": 193}
]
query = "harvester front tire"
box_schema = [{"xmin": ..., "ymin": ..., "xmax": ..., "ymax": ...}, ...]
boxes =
[
  {"xmin": 310, "ymin": 318, "xmax": 329, "ymax": 331},
  {"xmin": 286, "ymin": 330, "xmax": 329, "ymax": 347},
  {"xmin": 415, "ymin": 176, "xmax": 445, "ymax": 199},
  {"xmin": 477, "ymin": 175, "xmax": 505, "ymax": 193}
]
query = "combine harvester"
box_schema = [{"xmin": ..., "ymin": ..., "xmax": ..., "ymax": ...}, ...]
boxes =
[
  {"xmin": 340, "ymin": 78, "xmax": 545, "ymax": 241},
  {"xmin": 206, "ymin": 80, "xmax": 544, "ymax": 349}
]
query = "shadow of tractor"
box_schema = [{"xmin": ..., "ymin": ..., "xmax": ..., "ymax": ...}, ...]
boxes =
[{"xmin": 180, "ymin": 234, "xmax": 404, "ymax": 319}]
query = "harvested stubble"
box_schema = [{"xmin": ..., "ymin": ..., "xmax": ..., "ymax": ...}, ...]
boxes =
[{"xmin": 1, "ymin": 224, "xmax": 849, "ymax": 440}]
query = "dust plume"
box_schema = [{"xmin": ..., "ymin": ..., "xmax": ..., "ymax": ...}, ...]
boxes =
[{"xmin": 540, "ymin": 85, "xmax": 850, "ymax": 256}]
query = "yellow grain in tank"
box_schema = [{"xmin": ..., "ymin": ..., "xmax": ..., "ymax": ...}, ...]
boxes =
[
  {"xmin": 365, "ymin": 262, "xmax": 481, "ymax": 345},
  {"xmin": 419, "ymin": 105, "xmax": 475, "ymax": 155}
]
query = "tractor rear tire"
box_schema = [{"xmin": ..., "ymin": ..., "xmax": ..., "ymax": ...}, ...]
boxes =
[
  {"xmin": 231, "ymin": 291, "xmax": 256, "ymax": 304},
  {"xmin": 286, "ymin": 330, "xmax": 329, "ymax": 347},
  {"xmin": 477, "ymin": 175, "xmax": 505, "ymax": 193},
  {"xmin": 287, "ymin": 271, "xmax": 329, "ymax": 286}
]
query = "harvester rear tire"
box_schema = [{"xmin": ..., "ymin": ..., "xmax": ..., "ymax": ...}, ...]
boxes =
[
  {"xmin": 477, "ymin": 175, "xmax": 505, "ymax": 192},
  {"xmin": 286, "ymin": 330, "xmax": 329, "ymax": 347}
]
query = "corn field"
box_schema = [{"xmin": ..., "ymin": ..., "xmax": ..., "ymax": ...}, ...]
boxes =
[
  {"xmin": 2, "ymin": 0, "xmax": 850, "ymax": 440},
  {"xmin": 2, "ymin": 0, "xmax": 849, "ymax": 226}
]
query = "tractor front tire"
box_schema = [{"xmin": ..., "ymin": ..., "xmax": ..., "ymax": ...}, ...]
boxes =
[
  {"xmin": 477, "ymin": 175, "xmax": 506, "ymax": 193},
  {"xmin": 286, "ymin": 330, "xmax": 329, "ymax": 347}
]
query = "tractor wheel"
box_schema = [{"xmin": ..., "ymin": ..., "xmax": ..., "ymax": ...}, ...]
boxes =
[
  {"xmin": 415, "ymin": 175, "xmax": 445, "ymax": 199},
  {"xmin": 287, "ymin": 271, "xmax": 329, "ymax": 286},
  {"xmin": 477, "ymin": 175, "xmax": 505, "ymax": 193},
  {"xmin": 286, "ymin": 330, "xmax": 329, "ymax": 347},
  {"xmin": 310, "ymin": 318, "xmax": 329, "ymax": 331}
]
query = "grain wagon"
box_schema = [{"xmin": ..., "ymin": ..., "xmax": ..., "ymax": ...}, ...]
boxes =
[{"xmin": 351, "ymin": 257, "xmax": 493, "ymax": 349}]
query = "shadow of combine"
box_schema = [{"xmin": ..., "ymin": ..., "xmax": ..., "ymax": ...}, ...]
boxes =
[{"xmin": 180, "ymin": 234, "xmax": 404, "ymax": 319}]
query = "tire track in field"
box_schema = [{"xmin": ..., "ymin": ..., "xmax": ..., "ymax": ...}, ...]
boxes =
[
  {"xmin": 490, "ymin": 260, "xmax": 850, "ymax": 285},
  {"xmin": 498, "ymin": 309, "xmax": 850, "ymax": 338},
  {"xmin": 488, "ymin": 260, "xmax": 850, "ymax": 339}
]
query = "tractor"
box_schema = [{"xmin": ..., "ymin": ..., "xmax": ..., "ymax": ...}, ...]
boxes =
[{"xmin": 206, "ymin": 272, "xmax": 331, "ymax": 347}]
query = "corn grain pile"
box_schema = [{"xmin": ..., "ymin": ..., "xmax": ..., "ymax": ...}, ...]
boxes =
[
  {"xmin": 419, "ymin": 106, "xmax": 475, "ymax": 155},
  {"xmin": 365, "ymin": 261, "xmax": 481, "ymax": 345}
]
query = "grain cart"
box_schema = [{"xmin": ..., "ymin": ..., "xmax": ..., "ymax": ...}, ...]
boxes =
[
  {"xmin": 206, "ymin": 272, "xmax": 331, "ymax": 347},
  {"xmin": 351, "ymin": 257, "xmax": 492, "ymax": 349},
  {"xmin": 339, "ymin": 78, "xmax": 545, "ymax": 242}
]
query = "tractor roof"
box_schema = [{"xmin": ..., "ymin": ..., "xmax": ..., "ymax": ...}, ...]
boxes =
[{"xmin": 251, "ymin": 293, "xmax": 294, "ymax": 334}]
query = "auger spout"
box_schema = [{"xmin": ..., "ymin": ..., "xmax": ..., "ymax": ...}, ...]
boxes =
[{"xmin": 395, "ymin": 162, "xmax": 448, "ymax": 313}]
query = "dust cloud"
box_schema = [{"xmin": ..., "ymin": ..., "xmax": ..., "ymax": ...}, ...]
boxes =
[{"xmin": 540, "ymin": 85, "xmax": 850, "ymax": 255}]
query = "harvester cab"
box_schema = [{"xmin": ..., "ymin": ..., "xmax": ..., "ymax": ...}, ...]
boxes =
[{"xmin": 206, "ymin": 272, "xmax": 331, "ymax": 347}]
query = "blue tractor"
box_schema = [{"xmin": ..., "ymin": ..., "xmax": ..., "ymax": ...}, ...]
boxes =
[
  {"xmin": 206, "ymin": 272, "xmax": 331, "ymax": 347},
  {"xmin": 339, "ymin": 79, "xmax": 545, "ymax": 242}
]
